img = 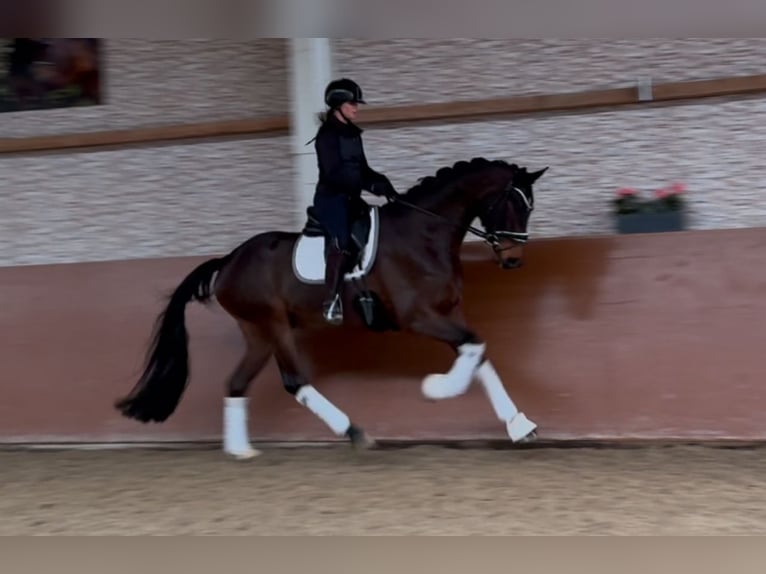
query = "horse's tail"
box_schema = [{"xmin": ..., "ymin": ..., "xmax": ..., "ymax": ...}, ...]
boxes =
[{"xmin": 114, "ymin": 254, "xmax": 230, "ymax": 423}]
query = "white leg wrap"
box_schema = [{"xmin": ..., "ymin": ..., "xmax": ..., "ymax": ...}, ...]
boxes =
[
  {"xmin": 295, "ymin": 385, "xmax": 351, "ymax": 436},
  {"xmin": 506, "ymin": 412, "xmax": 538, "ymax": 442},
  {"xmin": 223, "ymin": 397, "xmax": 260, "ymax": 459},
  {"xmin": 475, "ymin": 360, "xmax": 518, "ymax": 420},
  {"xmin": 476, "ymin": 361, "xmax": 537, "ymax": 442},
  {"xmin": 422, "ymin": 342, "xmax": 486, "ymax": 400}
]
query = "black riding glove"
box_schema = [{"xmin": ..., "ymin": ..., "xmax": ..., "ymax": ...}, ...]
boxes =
[
  {"xmin": 372, "ymin": 180, "xmax": 400, "ymax": 202},
  {"xmin": 383, "ymin": 185, "xmax": 400, "ymax": 202}
]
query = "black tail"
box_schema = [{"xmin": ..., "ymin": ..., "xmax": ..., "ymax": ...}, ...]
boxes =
[{"xmin": 115, "ymin": 255, "xmax": 230, "ymax": 423}]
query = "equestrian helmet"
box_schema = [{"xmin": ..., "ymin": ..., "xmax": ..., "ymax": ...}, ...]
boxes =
[{"xmin": 324, "ymin": 78, "xmax": 366, "ymax": 108}]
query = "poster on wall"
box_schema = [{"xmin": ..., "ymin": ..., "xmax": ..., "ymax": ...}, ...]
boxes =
[{"xmin": 0, "ymin": 38, "xmax": 102, "ymax": 113}]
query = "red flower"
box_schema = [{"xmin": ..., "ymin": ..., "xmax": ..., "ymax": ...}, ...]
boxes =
[{"xmin": 668, "ymin": 182, "xmax": 686, "ymax": 195}]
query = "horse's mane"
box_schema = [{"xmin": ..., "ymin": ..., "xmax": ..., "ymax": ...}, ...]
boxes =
[{"xmin": 400, "ymin": 157, "xmax": 517, "ymax": 202}]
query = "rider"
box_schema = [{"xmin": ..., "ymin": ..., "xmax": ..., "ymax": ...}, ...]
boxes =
[{"xmin": 310, "ymin": 78, "xmax": 400, "ymax": 325}]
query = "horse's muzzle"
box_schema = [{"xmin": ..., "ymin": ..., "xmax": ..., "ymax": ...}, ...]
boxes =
[
  {"xmin": 501, "ymin": 257, "xmax": 523, "ymax": 269},
  {"xmin": 491, "ymin": 236, "xmax": 524, "ymax": 269}
]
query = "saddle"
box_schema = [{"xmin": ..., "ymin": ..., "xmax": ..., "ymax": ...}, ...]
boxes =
[
  {"xmin": 293, "ymin": 203, "xmax": 392, "ymax": 332},
  {"xmin": 302, "ymin": 204, "xmax": 372, "ymax": 264}
]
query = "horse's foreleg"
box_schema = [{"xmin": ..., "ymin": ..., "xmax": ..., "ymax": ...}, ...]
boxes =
[
  {"xmin": 474, "ymin": 360, "xmax": 537, "ymax": 442},
  {"xmin": 409, "ymin": 311, "xmax": 537, "ymax": 443},
  {"xmin": 409, "ymin": 311, "xmax": 486, "ymax": 400},
  {"xmin": 222, "ymin": 322, "xmax": 274, "ymax": 460},
  {"xmin": 271, "ymin": 316, "xmax": 375, "ymax": 450}
]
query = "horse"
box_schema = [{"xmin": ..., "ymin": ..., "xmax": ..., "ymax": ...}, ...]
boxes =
[{"xmin": 114, "ymin": 157, "xmax": 548, "ymax": 459}]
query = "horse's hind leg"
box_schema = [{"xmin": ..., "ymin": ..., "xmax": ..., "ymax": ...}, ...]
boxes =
[
  {"xmin": 271, "ymin": 316, "xmax": 375, "ymax": 450},
  {"xmin": 223, "ymin": 322, "xmax": 274, "ymax": 460}
]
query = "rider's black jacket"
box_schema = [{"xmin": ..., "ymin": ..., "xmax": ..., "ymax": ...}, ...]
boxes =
[{"xmin": 313, "ymin": 114, "xmax": 395, "ymax": 200}]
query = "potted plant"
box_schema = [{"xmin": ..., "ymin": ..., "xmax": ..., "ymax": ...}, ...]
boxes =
[{"xmin": 613, "ymin": 183, "xmax": 686, "ymax": 234}]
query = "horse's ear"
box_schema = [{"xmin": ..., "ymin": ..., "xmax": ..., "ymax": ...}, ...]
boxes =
[{"xmin": 529, "ymin": 167, "xmax": 548, "ymax": 183}]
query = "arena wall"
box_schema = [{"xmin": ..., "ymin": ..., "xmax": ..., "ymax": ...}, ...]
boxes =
[
  {"xmin": 333, "ymin": 39, "xmax": 766, "ymax": 238},
  {"xmin": 2, "ymin": 39, "xmax": 766, "ymax": 445},
  {"xmin": 1, "ymin": 229, "xmax": 765, "ymax": 445},
  {"xmin": 1, "ymin": 40, "xmax": 295, "ymax": 266},
  {"xmin": 2, "ymin": 39, "xmax": 766, "ymax": 268}
]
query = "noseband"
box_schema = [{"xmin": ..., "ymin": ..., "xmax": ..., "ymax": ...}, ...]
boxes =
[{"xmin": 482, "ymin": 181, "xmax": 534, "ymax": 254}]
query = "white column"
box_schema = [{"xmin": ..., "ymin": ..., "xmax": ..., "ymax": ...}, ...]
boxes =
[{"xmin": 288, "ymin": 38, "xmax": 334, "ymax": 227}]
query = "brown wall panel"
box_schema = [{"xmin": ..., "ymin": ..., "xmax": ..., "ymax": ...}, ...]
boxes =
[{"xmin": 2, "ymin": 227, "xmax": 766, "ymax": 445}]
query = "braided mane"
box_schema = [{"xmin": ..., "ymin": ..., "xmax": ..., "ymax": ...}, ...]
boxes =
[{"xmin": 400, "ymin": 157, "xmax": 517, "ymax": 202}]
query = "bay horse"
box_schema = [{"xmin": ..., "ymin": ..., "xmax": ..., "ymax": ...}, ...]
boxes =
[{"xmin": 114, "ymin": 157, "xmax": 548, "ymax": 459}]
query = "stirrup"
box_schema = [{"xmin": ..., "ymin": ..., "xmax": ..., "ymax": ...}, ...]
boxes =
[{"xmin": 322, "ymin": 295, "xmax": 343, "ymax": 325}]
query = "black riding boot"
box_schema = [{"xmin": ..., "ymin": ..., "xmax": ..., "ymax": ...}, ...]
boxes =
[{"xmin": 323, "ymin": 247, "xmax": 350, "ymax": 325}]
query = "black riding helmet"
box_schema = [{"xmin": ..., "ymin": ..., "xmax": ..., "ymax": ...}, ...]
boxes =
[{"xmin": 324, "ymin": 78, "xmax": 366, "ymax": 109}]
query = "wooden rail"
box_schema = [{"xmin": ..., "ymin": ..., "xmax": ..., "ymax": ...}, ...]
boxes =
[
  {"xmin": 2, "ymin": 73, "xmax": 766, "ymax": 154},
  {"xmin": 0, "ymin": 116, "xmax": 289, "ymax": 154}
]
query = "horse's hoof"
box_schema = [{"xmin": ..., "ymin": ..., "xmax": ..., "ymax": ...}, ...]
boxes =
[
  {"xmin": 354, "ymin": 433, "xmax": 377, "ymax": 450},
  {"xmin": 507, "ymin": 412, "xmax": 538, "ymax": 443},
  {"xmin": 224, "ymin": 447, "xmax": 262, "ymax": 460},
  {"xmin": 347, "ymin": 424, "xmax": 377, "ymax": 450},
  {"xmin": 517, "ymin": 430, "xmax": 538, "ymax": 444}
]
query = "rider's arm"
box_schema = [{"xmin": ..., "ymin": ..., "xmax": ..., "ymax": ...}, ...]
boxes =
[{"xmin": 360, "ymin": 143, "xmax": 397, "ymax": 198}]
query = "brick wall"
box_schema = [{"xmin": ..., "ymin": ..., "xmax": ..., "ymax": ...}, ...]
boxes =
[
  {"xmin": 1, "ymin": 39, "xmax": 294, "ymax": 266},
  {"xmin": 3, "ymin": 39, "xmax": 287, "ymax": 137},
  {"xmin": 333, "ymin": 39, "xmax": 766, "ymax": 239},
  {"xmin": 2, "ymin": 39, "xmax": 765, "ymax": 266}
]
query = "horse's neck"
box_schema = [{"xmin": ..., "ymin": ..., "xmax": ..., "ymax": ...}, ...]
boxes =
[{"xmin": 410, "ymin": 179, "xmax": 487, "ymax": 243}]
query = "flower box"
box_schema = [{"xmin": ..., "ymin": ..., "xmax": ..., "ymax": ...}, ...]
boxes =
[
  {"xmin": 613, "ymin": 183, "xmax": 686, "ymax": 235},
  {"xmin": 616, "ymin": 210, "xmax": 685, "ymax": 234}
]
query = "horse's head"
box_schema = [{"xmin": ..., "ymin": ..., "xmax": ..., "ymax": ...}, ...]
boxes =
[
  {"xmin": 394, "ymin": 157, "xmax": 548, "ymax": 269},
  {"xmin": 476, "ymin": 164, "xmax": 547, "ymax": 269}
]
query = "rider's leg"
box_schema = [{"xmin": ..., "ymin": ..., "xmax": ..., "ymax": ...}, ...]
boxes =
[
  {"xmin": 316, "ymin": 195, "xmax": 352, "ymax": 325},
  {"xmin": 323, "ymin": 242, "xmax": 351, "ymax": 324}
]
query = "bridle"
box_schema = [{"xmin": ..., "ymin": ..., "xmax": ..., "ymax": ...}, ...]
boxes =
[
  {"xmin": 481, "ymin": 180, "xmax": 534, "ymax": 253},
  {"xmin": 390, "ymin": 178, "xmax": 534, "ymax": 259}
]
